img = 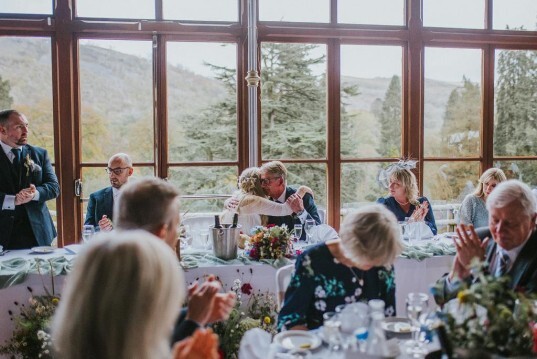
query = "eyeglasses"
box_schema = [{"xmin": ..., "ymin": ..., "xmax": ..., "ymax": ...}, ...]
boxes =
[
  {"xmin": 260, "ymin": 176, "xmax": 281, "ymax": 185},
  {"xmin": 105, "ymin": 167, "xmax": 130, "ymax": 175}
]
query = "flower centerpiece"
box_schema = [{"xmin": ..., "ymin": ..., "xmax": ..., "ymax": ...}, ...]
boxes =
[
  {"xmin": 247, "ymin": 224, "xmax": 292, "ymax": 260},
  {"xmin": 432, "ymin": 261, "xmax": 537, "ymax": 357},
  {"xmin": 212, "ymin": 278, "xmax": 278, "ymax": 359},
  {"xmin": 0, "ymin": 260, "xmax": 59, "ymax": 359}
]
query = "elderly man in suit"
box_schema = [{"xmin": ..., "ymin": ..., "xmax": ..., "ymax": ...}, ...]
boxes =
[
  {"xmin": 0, "ymin": 109, "xmax": 60, "ymax": 249},
  {"xmin": 84, "ymin": 153, "xmax": 133, "ymax": 232},
  {"xmin": 259, "ymin": 161, "xmax": 321, "ymax": 240},
  {"xmin": 435, "ymin": 179, "xmax": 537, "ymax": 304}
]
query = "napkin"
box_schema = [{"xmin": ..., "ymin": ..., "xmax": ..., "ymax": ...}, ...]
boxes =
[
  {"xmin": 311, "ymin": 224, "xmax": 339, "ymax": 243},
  {"xmin": 239, "ymin": 328, "xmax": 278, "ymax": 359}
]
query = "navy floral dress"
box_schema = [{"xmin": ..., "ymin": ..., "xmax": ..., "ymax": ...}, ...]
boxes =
[{"xmin": 277, "ymin": 243, "xmax": 396, "ymax": 331}]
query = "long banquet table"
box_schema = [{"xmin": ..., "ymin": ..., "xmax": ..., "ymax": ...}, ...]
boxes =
[{"xmin": 0, "ymin": 240, "xmax": 454, "ymax": 356}]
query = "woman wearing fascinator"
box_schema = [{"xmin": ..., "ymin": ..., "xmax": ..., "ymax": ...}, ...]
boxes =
[
  {"xmin": 221, "ymin": 167, "xmax": 313, "ymax": 234},
  {"xmin": 376, "ymin": 161, "xmax": 437, "ymax": 235}
]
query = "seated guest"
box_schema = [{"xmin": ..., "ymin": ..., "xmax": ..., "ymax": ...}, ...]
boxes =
[
  {"xmin": 459, "ymin": 168, "xmax": 506, "ymax": 228},
  {"xmin": 221, "ymin": 167, "xmax": 313, "ymax": 234},
  {"xmin": 84, "ymin": 153, "xmax": 133, "ymax": 232},
  {"xmin": 52, "ymin": 231, "xmax": 219, "ymax": 359},
  {"xmin": 377, "ymin": 162, "xmax": 437, "ymax": 235},
  {"xmin": 260, "ymin": 161, "xmax": 321, "ymax": 238},
  {"xmin": 114, "ymin": 177, "xmax": 236, "ymax": 343},
  {"xmin": 277, "ymin": 204, "xmax": 403, "ymax": 331},
  {"xmin": 434, "ymin": 179, "xmax": 537, "ymax": 304}
]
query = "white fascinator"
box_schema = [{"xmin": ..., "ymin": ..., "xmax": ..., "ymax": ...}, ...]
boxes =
[{"xmin": 377, "ymin": 159, "xmax": 417, "ymax": 188}]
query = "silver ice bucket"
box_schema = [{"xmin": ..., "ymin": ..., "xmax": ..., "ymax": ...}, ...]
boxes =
[{"xmin": 210, "ymin": 224, "xmax": 241, "ymax": 260}]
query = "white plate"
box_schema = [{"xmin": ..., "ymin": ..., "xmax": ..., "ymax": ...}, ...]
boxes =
[
  {"xmin": 381, "ymin": 317, "xmax": 412, "ymax": 334},
  {"xmin": 273, "ymin": 331, "xmax": 321, "ymax": 351},
  {"xmin": 31, "ymin": 246, "xmax": 55, "ymax": 254}
]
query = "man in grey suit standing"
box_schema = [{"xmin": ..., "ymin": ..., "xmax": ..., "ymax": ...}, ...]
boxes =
[
  {"xmin": 84, "ymin": 153, "xmax": 133, "ymax": 232},
  {"xmin": 0, "ymin": 109, "xmax": 60, "ymax": 249}
]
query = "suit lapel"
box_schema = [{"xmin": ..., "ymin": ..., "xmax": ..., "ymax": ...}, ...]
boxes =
[
  {"xmin": 104, "ymin": 187, "xmax": 114, "ymax": 219},
  {"xmin": 508, "ymin": 230, "xmax": 537, "ymax": 288},
  {"xmin": 1, "ymin": 148, "xmax": 18, "ymax": 192}
]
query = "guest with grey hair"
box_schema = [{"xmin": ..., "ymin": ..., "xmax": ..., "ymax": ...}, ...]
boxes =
[
  {"xmin": 277, "ymin": 204, "xmax": 403, "ymax": 331},
  {"xmin": 434, "ymin": 179, "xmax": 537, "ymax": 304},
  {"xmin": 85, "ymin": 152, "xmax": 134, "ymax": 232}
]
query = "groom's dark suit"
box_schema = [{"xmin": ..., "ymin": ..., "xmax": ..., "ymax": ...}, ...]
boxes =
[
  {"xmin": 267, "ymin": 186, "xmax": 321, "ymax": 240},
  {"xmin": 84, "ymin": 186, "xmax": 114, "ymax": 227},
  {"xmin": 434, "ymin": 227, "xmax": 537, "ymax": 304},
  {"xmin": 0, "ymin": 144, "xmax": 59, "ymax": 249}
]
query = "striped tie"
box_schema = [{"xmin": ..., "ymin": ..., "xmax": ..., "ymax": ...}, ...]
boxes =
[{"xmin": 496, "ymin": 251, "xmax": 510, "ymax": 277}]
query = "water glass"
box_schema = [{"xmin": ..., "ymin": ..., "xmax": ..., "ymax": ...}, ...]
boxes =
[
  {"xmin": 405, "ymin": 292, "xmax": 429, "ymax": 358},
  {"xmin": 322, "ymin": 311, "xmax": 342, "ymax": 352},
  {"xmin": 304, "ymin": 219, "xmax": 316, "ymax": 244},
  {"xmin": 200, "ymin": 230, "xmax": 211, "ymax": 249},
  {"xmin": 82, "ymin": 225, "xmax": 95, "ymax": 243},
  {"xmin": 294, "ymin": 224, "xmax": 303, "ymax": 241}
]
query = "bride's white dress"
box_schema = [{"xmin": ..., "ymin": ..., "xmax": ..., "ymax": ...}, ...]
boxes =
[{"xmin": 221, "ymin": 192, "xmax": 294, "ymax": 234}]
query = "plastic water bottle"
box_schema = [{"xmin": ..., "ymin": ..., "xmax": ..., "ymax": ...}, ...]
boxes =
[{"xmin": 365, "ymin": 311, "xmax": 390, "ymax": 356}]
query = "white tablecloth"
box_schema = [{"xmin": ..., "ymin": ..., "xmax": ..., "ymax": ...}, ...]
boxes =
[{"xmin": 0, "ymin": 247, "xmax": 453, "ymax": 357}]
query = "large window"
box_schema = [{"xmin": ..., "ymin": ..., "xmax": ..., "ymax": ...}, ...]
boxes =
[{"xmin": 2, "ymin": 0, "xmax": 537, "ymax": 242}]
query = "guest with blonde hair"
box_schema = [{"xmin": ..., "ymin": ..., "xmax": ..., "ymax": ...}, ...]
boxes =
[
  {"xmin": 377, "ymin": 161, "xmax": 437, "ymax": 235},
  {"xmin": 222, "ymin": 167, "xmax": 313, "ymax": 234},
  {"xmin": 278, "ymin": 204, "xmax": 403, "ymax": 331},
  {"xmin": 52, "ymin": 230, "xmax": 219, "ymax": 359},
  {"xmin": 459, "ymin": 168, "xmax": 507, "ymax": 228}
]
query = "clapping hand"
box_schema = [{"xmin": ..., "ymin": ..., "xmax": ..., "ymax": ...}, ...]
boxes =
[
  {"xmin": 449, "ymin": 224, "xmax": 489, "ymax": 280},
  {"xmin": 15, "ymin": 184, "xmax": 36, "ymax": 205},
  {"xmin": 286, "ymin": 193, "xmax": 304, "ymax": 213},
  {"xmin": 185, "ymin": 275, "xmax": 236, "ymax": 326},
  {"xmin": 98, "ymin": 215, "xmax": 113, "ymax": 232},
  {"xmin": 172, "ymin": 328, "xmax": 219, "ymax": 359},
  {"xmin": 410, "ymin": 201, "xmax": 429, "ymax": 222}
]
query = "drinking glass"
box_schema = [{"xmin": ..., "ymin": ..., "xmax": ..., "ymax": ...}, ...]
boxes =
[
  {"xmin": 322, "ymin": 311, "xmax": 342, "ymax": 352},
  {"xmin": 405, "ymin": 292, "xmax": 429, "ymax": 358},
  {"xmin": 304, "ymin": 219, "xmax": 315, "ymax": 244},
  {"xmin": 293, "ymin": 224, "xmax": 303, "ymax": 241},
  {"xmin": 82, "ymin": 225, "xmax": 95, "ymax": 243},
  {"xmin": 200, "ymin": 230, "xmax": 211, "ymax": 249}
]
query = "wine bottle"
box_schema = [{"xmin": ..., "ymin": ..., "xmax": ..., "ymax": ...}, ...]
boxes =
[
  {"xmin": 214, "ymin": 215, "xmax": 222, "ymax": 229},
  {"xmin": 231, "ymin": 213, "xmax": 239, "ymax": 228}
]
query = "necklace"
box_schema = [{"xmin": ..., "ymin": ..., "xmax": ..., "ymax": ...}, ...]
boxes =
[
  {"xmin": 349, "ymin": 267, "xmax": 364, "ymax": 287},
  {"xmin": 394, "ymin": 197, "xmax": 409, "ymax": 206}
]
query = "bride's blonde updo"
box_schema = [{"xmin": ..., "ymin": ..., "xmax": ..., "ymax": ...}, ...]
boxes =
[{"xmin": 239, "ymin": 167, "xmax": 265, "ymax": 197}]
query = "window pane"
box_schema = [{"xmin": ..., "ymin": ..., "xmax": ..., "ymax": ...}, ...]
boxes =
[
  {"xmin": 79, "ymin": 40, "xmax": 153, "ymax": 163},
  {"xmin": 422, "ymin": 161, "xmax": 481, "ymax": 203},
  {"xmin": 285, "ymin": 163, "xmax": 327, "ymax": 208},
  {"xmin": 261, "ymin": 43, "xmax": 327, "ymax": 159},
  {"xmin": 338, "ymin": 0, "xmax": 404, "ymax": 26},
  {"xmin": 168, "ymin": 166, "xmax": 237, "ymax": 211},
  {"xmin": 494, "ymin": 49, "xmax": 537, "ymax": 157},
  {"xmin": 493, "ymin": 0, "xmax": 537, "ymax": 31},
  {"xmin": 0, "ymin": 0, "xmax": 52, "ymax": 14},
  {"xmin": 76, "ymin": 0, "xmax": 154, "ymax": 19},
  {"xmin": 0, "ymin": 37, "xmax": 54, "ymax": 160},
  {"xmin": 494, "ymin": 160, "xmax": 537, "ymax": 187},
  {"xmin": 341, "ymin": 162, "xmax": 392, "ymax": 206},
  {"xmin": 341, "ymin": 45, "xmax": 403, "ymax": 159},
  {"xmin": 163, "ymin": 0, "xmax": 238, "ymax": 21},
  {"xmin": 259, "ymin": 0, "xmax": 329, "ymax": 23},
  {"xmin": 423, "ymin": 0, "xmax": 485, "ymax": 29},
  {"xmin": 424, "ymin": 48, "xmax": 482, "ymax": 157},
  {"xmin": 167, "ymin": 42, "xmax": 237, "ymax": 162}
]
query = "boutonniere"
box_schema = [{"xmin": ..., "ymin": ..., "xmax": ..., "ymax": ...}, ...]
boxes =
[{"xmin": 23, "ymin": 154, "xmax": 41, "ymax": 177}]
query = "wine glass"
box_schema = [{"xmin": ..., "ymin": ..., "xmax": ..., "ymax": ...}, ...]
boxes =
[
  {"xmin": 304, "ymin": 219, "xmax": 315, "ymax": 244},
  {"xmin": 322, "ymin": 311, "xmax": 342, "ymax": 352},
  {"xmin": 82, "ymin": 225, "xmax": 95, "ymax": 243},
  {"xmin": 405, "ymin": 292, "xmax": 429, "ymax": 358},
  {"xmin": 293, "ymin": 224, "xmax": 303, "ymax": 242}
]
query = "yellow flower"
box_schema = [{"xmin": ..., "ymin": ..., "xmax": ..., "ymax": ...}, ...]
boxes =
[
  {"xmin": 263, "ymin": 316, "xmax": 271, "ymax": 324},
  {"xmin": 51, "ymin": 297, "xmax": 60, "ymax": 305},
  {"xmin": 456, "ymin": 289, "xmax": 474, "ymax": 304}
]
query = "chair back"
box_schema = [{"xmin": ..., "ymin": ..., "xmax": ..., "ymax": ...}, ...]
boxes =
[{"xmin": 275, "ymin": 264, "xmax": 295, "ymax": 310}]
